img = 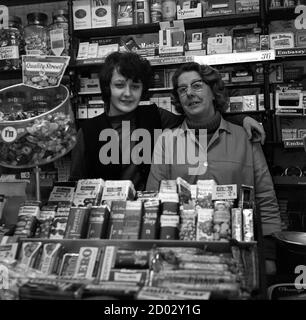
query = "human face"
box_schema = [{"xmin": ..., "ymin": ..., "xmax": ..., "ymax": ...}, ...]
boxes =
[
  {"xmin": 177, "ymin": 71, "xmax": 215, "ymax": 120},
  {"xmin": 109, "ymin": 69, "xmax": 143, "ymax": 116}
]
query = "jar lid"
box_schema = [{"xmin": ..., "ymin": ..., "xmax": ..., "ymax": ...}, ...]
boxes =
[
  {"xmin": 53, "ymin": 9, "xmax": 68, "ymax": 18},
  {"xmin": 52, "ymin": 10, "xmax": 68, "ymax": 23},
  {"xmin": 27, "ymin": 12, "xmax": 48, "ymax": 25},
  {"xmin": 9, "ymin": 16, "xmax": 22, "ymax": 28}
]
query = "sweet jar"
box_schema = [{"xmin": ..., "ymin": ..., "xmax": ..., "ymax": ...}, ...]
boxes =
[
  {"xmin": 0, "ymin": 16, "xmax": 24, "ymax": 71},
  {"xmin": 0, "ymin": 84, "xmax": 77, "ymax": 168},
  {"xmin": 24, "ymin": 12, "xmax": 49, "ymax": 55}
]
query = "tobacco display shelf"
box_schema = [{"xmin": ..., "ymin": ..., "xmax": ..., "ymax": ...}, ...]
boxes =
[
  {"xmin": 225, "ymin": 82, "xmax": 264, "ymax": 88},
  {"xmin": 78, "ymin": 91, "xmax": 102, "ymax": 95},
  {"xmin": 74, "ymin": 50, "xmax": 276, "ymax": 69},
  {"xmin": 74, "ymin": 13, "xmax": 260, "ymax": 39},
  {"xmin": 150, "ymin": 82, "xmax": 264, "ymax": 92},
  {"xmin": 18, "ymin": 238, "xmax": 258, "ymax": 253},
  {"xmin": 224, "ymin": 110, "xmax": 266, "ymax": 115},
  {"xmin": 149, "ymin": 87, "xmax": 173, "ymax": 92}
]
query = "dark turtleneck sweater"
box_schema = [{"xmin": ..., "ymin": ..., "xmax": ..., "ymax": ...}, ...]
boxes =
[{"xmin": 185, "ymin": 111, "xmax": 222, "ymax": 145}]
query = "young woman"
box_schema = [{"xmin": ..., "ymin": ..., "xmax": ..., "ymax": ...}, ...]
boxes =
[
  {"xmin": 70, "ymin": 52, "xmax": 265, "ymax": 191},
  {"xmin": 146, "ymin": 62, "xmax": 281, "ymax": 274}
]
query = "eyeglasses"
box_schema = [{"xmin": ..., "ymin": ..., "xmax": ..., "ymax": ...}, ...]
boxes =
[{"xmin": 177, "ymin": 80, "xmax": 205, "ymax": 97}]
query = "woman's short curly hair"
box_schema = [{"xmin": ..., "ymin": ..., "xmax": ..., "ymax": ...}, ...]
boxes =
[
  {"xmin": 171, "ymin": 62, "xmax": 229, "ymax": 114},
  {"xmin": 99, "ymin": 51, "xmax": 153, "ymax": 113}
]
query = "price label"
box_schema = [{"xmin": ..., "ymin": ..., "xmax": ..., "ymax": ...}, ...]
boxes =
[
  {"xmin": 212, "ymin": 184, "xmax": 237, "ymax": 200},
  {"xmin": 260, "ymin": 51, "xmax": 272, "ymax": 60}
]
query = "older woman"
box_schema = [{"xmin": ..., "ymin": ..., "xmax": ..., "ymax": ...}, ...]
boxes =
[{"xmin": 146, "ymin": 62, "xmax": 281, "ymax": 274}]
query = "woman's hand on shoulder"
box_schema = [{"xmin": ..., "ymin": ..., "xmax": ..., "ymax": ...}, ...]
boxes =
[{"xmin": 243, "ymin": 116, "xmax": 266, "ymax": 145}]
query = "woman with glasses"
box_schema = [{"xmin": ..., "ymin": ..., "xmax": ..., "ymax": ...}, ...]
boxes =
[
  {"xmin": 146, "ymin": 62, "xmax": 281, "ymax": 274},
  {"xmin": 70, "ymin": 52, "xmax": 265, "ymax": 191}
]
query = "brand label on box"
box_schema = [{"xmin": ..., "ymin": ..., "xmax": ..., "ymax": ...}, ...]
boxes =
[{"xmin": 212, "ymin": 184, "xmax": 237, "ymax": 200}]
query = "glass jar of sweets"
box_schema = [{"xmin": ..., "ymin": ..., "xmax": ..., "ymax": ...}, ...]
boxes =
[
  {"xmin": 0, "ymin": 16, "xmax": 24, "ymax": 71},
  {"xmin": 24, "ymin": 12, "xmax": 49, "ymax": 55},
  {"xmin": 48, "ymin": 9, "xmax": 69, "ymax": 56}
]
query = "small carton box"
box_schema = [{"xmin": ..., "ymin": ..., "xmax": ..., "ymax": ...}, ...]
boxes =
[
  {"xmin": 203, "ymin": 0, "xmax": 236, "ymax": 16},
  {"xmin": 91, "ymin": 0, "xmax": 113, "ymax": 28},
  {"xmin": 207, "ymin": 36, "xmax": 232, "ymax": 54},
  {"xmin": 269, "ymin": 32, "xmax": 295, "ymax": 49},
  {"xmin": 77, "ymin": 42, "xmax": 89, "ymax": 60},
  {"xmin": 177, "ymin": 1, "xmax": 202, "ymax": 20},
  {"xmin": 73, "ymin": 0, "xmax": 92, "ymax": 30},
  {"xmin": 235, "ymin": 0, "xmax": 259, "ymax": 13}
]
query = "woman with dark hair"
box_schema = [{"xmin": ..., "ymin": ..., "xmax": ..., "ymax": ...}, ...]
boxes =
[
  {"xmin": 71, "ymin": 52, "xmax": 265, "ymax": 191},
  {"xmin": 146, "ymin": 62, "xmax": 281, "ymax": 274}
]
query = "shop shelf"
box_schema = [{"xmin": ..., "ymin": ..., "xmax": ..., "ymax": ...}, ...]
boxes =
[
  {"xmin": 20, "ymin": 238, "xmax": 258, "ymax": 253},
  {"xmin": 73, "ymin": 50, "xmax": 276, "ymax": 68},
  {"xmin": 224, "ymin": 110, "xmax": 266, "ymax": 115},
  {"xmin": 78, "ymin": 91, "xmax": 102, "ymax": 95},
  {"xmin": 149, "ymin": 87, "xmax": 173, "ymax": 92},
  {"xmin": 225, "ymin": 82, "xmax": 264, "ymax": 88},
  {"xmin": 194, "ymin": 50, "xmax": 276, "ymax": 65},
  {"xmin": 74, "ymin": 13, "xmax": 260, "ymax": 39}
]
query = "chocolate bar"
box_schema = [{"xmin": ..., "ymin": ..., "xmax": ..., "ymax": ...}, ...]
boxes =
[
  {"xmin": 87, "ymin": 206, "xmax": 110, "ymax": 239},
  {"xmin": 231, "ymin": 208, "xmax": 242, "ymax": 241},
  {"xmin": 39, "ymin": 243, "xmax": 62, "ymax": 275},
  {"xmin": 65, "ymin": 207, "xmax": 90, "ymax": 239},
  {"xmin": 159, "ymin": 214, "xmax": 179, "ymax": 240},
  {"xmin": 107, "ymin": 201, "xmax": 126, "ymax": 239},
  {"xmin": 122, "ymin": 201, "xmax": 142, "ymax": 240},
  {"xmin": 196, "ymin": 208, "xmax": 214, "ymax": 241},
  {"xmin": 243, "ymin": 209, "xmax": 254, "ymax": 242},
  {"xmin": 58, "ymin": 253, "xmax": 79, "ymax": 278},
  {"xmin": 115, "ymin": 250, "xmax": 151, "ymax": 269},
  {"xmin": 140, "ymin": 200, "xmax": 160, "ymax": 239},
  {"xmin": 49, "ymin": 204, "xmax": 71, "ymax": 239},
  {"xmin": 74, "ymin": 247, "xmax": 101, "ymax": 280},
  {"xmin": 19, "ymin": 241, "xmax": 42, "ymax": 268}
]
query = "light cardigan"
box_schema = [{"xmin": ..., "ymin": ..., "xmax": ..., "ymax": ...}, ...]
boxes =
[{"xmin": 146, "ymin": 117, "xmax": 281, "ymax": 237}]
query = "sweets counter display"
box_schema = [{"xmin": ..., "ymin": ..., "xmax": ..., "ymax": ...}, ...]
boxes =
[{"xmin": 0, "ymin": 84, "xmax": 77, "ymax": 168}]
